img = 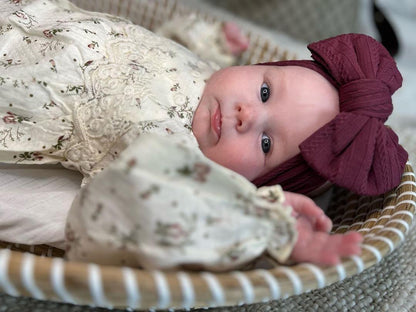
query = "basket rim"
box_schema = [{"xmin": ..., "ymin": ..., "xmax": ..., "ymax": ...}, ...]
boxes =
[
  {"xmin": 1, "ymin": 0, "xmax": 415, "ymax": 309},
  {"xmin": 1, "ymin": 162, "xmax": 414, "ymax": 310}
]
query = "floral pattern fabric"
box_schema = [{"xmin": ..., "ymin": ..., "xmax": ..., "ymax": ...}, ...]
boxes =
[
  {"xmin": 66, "ymin": 134, "xmax": 296, "ymax": 270},
  {"xmin": 0, "ymin": 0, "xmax": 297, "ymax": 269},
  {"xmin": 0, "ymin": 0, "xmax": 215, "ymax": 182}
]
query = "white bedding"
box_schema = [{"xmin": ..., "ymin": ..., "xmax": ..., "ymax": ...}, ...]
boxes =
[{"xmin": 0, "ymin": 164, "xmax": 81, "ymax": 248}]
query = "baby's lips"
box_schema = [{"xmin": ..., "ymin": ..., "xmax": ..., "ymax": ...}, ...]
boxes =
[{"xmin": 211, "ymin": 104, "xmax": 222, "ymax": 141}]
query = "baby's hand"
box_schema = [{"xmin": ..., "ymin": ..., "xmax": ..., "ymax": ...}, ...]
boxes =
[
  {"xmin": 284, "ymin": 191, "xmax": 332, "ymax": 233},
  {"xmin": 284, "ymin": 191, "xmax": 363, "ymax": 265},
  {"xmin": 222, "ymin": 22, "xmax": 249, "ymax": 56}
]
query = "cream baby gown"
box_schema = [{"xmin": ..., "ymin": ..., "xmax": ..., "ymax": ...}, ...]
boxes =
[{"xmin": 0, "ymin": 0, "xmax": 296, "ymax": 270}]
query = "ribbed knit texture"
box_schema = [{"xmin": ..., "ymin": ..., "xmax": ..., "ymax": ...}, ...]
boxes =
[{"xmin": 253, "ymin": 34, "xmax": 408, "ymax": 196}]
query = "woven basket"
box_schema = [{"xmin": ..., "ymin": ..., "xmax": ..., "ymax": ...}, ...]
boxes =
[{"xmin": 1, "ymin": 0, "xmax": 415, "ymax": 310}]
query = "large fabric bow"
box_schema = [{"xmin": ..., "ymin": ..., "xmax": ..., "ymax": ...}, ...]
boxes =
[{"xmin": 254, "ymin": 34, "xmax": 408, "ymax": 196}]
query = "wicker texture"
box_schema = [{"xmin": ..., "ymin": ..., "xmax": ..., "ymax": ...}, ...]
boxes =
[
  {"xmin": 0, "ymin": 0, "xmax": 415, "ymax": 310},
  {"xmin": 204, "ymin": 0, "xmax": 360, "ymax": 43},
  {"xmin": 0, "ymin": 163, "xmax": 414, "ymax": 309}
]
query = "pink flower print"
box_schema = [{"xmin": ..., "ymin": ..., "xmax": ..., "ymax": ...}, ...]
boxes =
[
  {"xmin": 80, "ymin": 60, "xmax": 94, "ymax": 72},
  {"xmin": 127, "ymin": 158, "xmax": 137, "ymax": 168},
  {"xmin": 66, "ymin": 229, "xmax": 75, "ymax": 242},
  {"xmin": 170, "ymin": 83, "xmax": 180, "ymax": 91},
  {"xmin": 2, "ymin": 111, "xmax": 31, "ymax": 124},
  {"xmin": 2, "ymin": 112, "xmax": 16, "ymax": 124},
  {"xmin": 52, "ymin": 135, "xmax": 69, "ymax": 150},
  {"xmin": 65, "ymin": 223, "xmax": 80, "ymax": 253},
  {"xmin": 13, "ymin": 10, "xmax": 27, "ymax": 19},
  {"xmin": 1, "ymin": 59, "xmax": 21, "ymax": 68},
  {"xmin": 17, "ymin": 151, "xmax": 43, "ymax": 162},
  {"xmin": 123, "ymin": 158, "xmax": 137, "ymax": 175},
  {"xmin": 32, "ymin": 152, "xmax": 44, "ymax": 161},
  {"xmin": 254, "ymin": 205, "xmax": 270, "ymax": 218},
  {"xmin": 87, "ymin": 41, "xmax": 99, "ymax": 49},
  {"xmin": 43, "ymin": 29, "xmax": 63, "ymax": 39},
  {"xmin": 194, "ymin": 162, "xmax": 211, "ymax": 182},
  {"xmin": 165, "ymin": 128, "xmax": 174, "ymax": 135},
  {"xmin": 43, "ymin": 30, "xmax": 53, "ymax": 38},
  {"xmin": 13, "ymin": 10, "xmax": 37, "ymax": 28},
  {"xmin": 226, "ymin": 246, "xmax": 244, "ymax": 261},
  {"xmin": 155, "ymin": 220, "xmax": 194, "ymax": 247},
  {"xmin": 166, "ymin": 223, "xmax": 186, "ymax": 239},
  {"xmin": 49, "ymin": 59, "xmax": 57, "ymax": 72}
]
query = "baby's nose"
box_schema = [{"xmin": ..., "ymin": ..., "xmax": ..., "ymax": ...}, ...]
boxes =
[{"xmin": 236, "ymin": 104, "xmax": 255, "ymax": 132}]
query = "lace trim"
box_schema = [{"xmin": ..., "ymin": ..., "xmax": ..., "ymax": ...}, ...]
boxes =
[{"xmin": 63, "ymin": 24, "xmax": 214, "ymax": 176}]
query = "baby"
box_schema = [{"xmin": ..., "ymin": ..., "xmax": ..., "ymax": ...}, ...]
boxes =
[
  {"xmin": 195, "ymin": 38, "xmax": 408, "ymax": 197},
  {"xmin": 0, "ymin": 0, "xmax": 405, "ymax": 270}
]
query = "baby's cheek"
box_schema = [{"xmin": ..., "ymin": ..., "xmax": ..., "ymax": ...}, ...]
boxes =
[
  {"xmin": 223, "ymin": 157, "xmax": 263, "ymax": 181},
  {"xmin": 202, "ymin": 149, "xmax": 255, "ymax": 179}
]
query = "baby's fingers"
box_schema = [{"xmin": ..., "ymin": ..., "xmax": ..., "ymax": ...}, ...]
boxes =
[
  {"xmin": 315, "ymin": 214, "xmax": 333, "ymax": 233},
  {"xmin": 337, "ymin": 232, "xmax": 363, "ymax": 256},
  {"xmin": 321, "ymin": 232, "xmax": 363, "ymax": 265},
  {"xmin": 285, "ymin": 191, "xmax": 332, "ymax": 232}
]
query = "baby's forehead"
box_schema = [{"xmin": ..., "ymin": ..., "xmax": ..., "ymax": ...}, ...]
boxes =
[{"xmin": 228, "ymin": 64, "xmax": 278, "ymax": 76}]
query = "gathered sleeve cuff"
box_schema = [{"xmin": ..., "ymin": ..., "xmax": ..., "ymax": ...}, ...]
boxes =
[{"xmin": 65, "ymin": 133, "xmax": 297, "ymax": 271}]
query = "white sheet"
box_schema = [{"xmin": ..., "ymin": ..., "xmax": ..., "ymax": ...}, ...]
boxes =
[{"xmin": 0, "ymin": 164, "xmax": 81, "ymax": 248}]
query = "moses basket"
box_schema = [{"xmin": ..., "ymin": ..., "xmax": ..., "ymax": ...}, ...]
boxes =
[{"xmin": 1, "ymin": 0, "xmax": 415, "ymax": 310}]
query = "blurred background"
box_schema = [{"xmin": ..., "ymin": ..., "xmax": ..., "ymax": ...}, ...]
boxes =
[{"xmin": 201, "ymin": 0, "xmax": 415, "ymax": 118}]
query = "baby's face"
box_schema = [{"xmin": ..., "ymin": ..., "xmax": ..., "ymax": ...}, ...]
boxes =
[{"xmin": 192, "ymin": 65, "xmax": 339, "ymax": 181}]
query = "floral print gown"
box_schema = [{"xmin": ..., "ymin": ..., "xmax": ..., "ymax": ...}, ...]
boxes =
[{"xmin": 0, "ymin": 0, "xmax": 296, "ymax": 270}]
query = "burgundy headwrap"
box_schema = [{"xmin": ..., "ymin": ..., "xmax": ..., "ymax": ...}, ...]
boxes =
[{"xmin": 253, "ymin": 33, "xmax": 408, "ymax": 196}]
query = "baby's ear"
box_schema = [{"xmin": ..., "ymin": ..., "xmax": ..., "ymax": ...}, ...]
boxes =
[{"xmin": 222, "ymin": 22, "xmax": 249, "ymax": 56}]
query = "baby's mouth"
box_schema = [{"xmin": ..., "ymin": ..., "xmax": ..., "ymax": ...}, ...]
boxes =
[{"xmin": 211, "ymin": 104, "xmax": 222, "ymax": 141}]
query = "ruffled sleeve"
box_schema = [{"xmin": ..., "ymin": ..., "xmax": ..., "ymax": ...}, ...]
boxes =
[{"xmin": 65, "ymin": 133, "xmax": 297, "ymax": 271}]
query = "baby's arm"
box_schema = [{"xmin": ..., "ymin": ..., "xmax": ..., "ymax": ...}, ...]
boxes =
[
  {"xmin": 155, "ymin": 15, "xmax": 249, "ymax": 67},
  {"xmin": 284, "ymin": 191, "xmax": 363, "ymax": 265}
]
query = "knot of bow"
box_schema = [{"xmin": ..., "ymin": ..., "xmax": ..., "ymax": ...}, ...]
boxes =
[{"xmin": 299, "ymin": 34, "xmax": 407, "ymax": 195}]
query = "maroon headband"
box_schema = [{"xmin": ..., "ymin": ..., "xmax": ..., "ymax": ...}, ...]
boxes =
[{"xmin": 253, "ymin": 33, "xmax": 408, "ymax": 196}]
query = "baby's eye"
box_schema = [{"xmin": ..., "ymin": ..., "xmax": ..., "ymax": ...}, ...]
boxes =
[
  {"xmin": 261, "ymin": 133, "xmax": 271, "ymax": 154},
  {"xmin": 260, "ymin": 82, "xmax": 270, "ymax": 102}
]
